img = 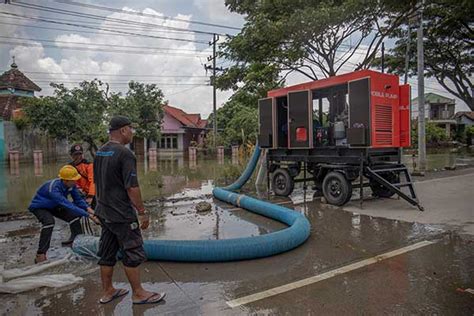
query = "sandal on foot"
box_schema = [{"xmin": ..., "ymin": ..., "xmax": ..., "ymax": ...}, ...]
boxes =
[
  {"xmin": 99, "ymin": 288, "xmax": 129, "ymax": 304},
  {"xmin": 133, "ymin": 292, "xmax": 166, "ymax": 305}
]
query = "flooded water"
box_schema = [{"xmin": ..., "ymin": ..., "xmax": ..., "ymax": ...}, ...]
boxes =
[
  {"xmin": 402, "ymin": 147, "xmax": 474, "ymax": 171},
  {"xmin": 0, "ymin": 154, "xmax": 246, "ymax": 214},
  {"xmin": 0, "ymin": 147, "xmax": 473, "ymax": 214}
]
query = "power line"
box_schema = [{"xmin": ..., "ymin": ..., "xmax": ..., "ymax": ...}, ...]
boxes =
[
  {"xmin": 0, "ymin": 21, "xmax": 203, "ymax": 40},
  {"xmin": 10, "ymin": 1, "xmax": 230, "ymax": 37},
  {"xmin": 26, "ymin": 77, "xmax": 209, "ymax": 83},
  {"xmin": 51, "ymin": 0, "xmax": 242, "ymax": 31},
  {"xmin": 0, "ymin": 35, "xmax": 209, "ymax": 54},
  {"xmin": 166, "ymin": 86, "xmax": 206, "ymax": 97},
  {"xmin": 0, "ymin": 40, "xmax": 206, "ymax": 57},
  {"xmin": 0, "ymin": 15, "xmax": 212, "ymax": 37},
  {"xmin": 4, "ymin": 70, "xmax": 209, "ymax": 78},
  {"xmin": 24, "ymin": 77, "xmax": 209, "ymax": 82},
  {"xmin": 33, "ymin": 81, "xmax": 208, "ymax": 85},
  {"xmin": 0, "ymin": 11, "xmax": 209, "ymax": 44}
]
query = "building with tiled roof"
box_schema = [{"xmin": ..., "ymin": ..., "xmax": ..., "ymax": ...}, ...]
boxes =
[
  {"xmin": 159, "ymin": 105, "xmax": 209, "ymax": 153},
  {"xmin": 0, "ymin": 59, "xmax": 41, "ymax": 120},
  {"xmin": 453, "ymin": 111, "xmax": 474, "ymax": 127}
]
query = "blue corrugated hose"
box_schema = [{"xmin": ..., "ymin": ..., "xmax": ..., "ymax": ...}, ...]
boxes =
[{"xmin": 73, "ymin": 145, "xmax": 311, "ymax": 262}]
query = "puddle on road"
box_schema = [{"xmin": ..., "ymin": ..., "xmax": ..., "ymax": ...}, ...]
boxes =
[{"xmin": 142, "ymin": 183, "xmax": 286, "ymax": 241}]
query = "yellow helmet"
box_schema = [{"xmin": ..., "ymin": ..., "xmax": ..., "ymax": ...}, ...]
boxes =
[{"xmin": 58, "ymin": 165, "xmax": 81, "ymax": 181}]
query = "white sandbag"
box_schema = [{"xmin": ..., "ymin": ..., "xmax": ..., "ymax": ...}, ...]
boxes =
[
  {"xmin": 0, "ymin": 274, "xmax": 82, "ymax": 294},
  {"xmin": 1, "ymin": 255, "xmax": 71, "ymax": 281}
]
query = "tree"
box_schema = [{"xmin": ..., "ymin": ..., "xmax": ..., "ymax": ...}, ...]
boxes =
[
  {"xmin": 209, "ymin": 63, "xmax": 281, "ymax": 146},
  {"xmin": 207, "ymin": 98, "xmax": 258, "ymax": 146},
  {"xmin": 22, "ymin": 80, "xmax": 166, "ymax": 156},
  {"xmin": 110, "ymin": 81, "xmax": 165, "ymax": 142},
  {"xmin": 381, "ymin": 0, "xmax": 474, "ymax": 110},
  {"xmin": 22, "ymin": 80, "xmax": 110, "ymax": 155},
  {"xmin": 219, "ymin": 0, "xmax": 418, "ymax": 88},
  {"xmin": 225, "ymin": 106, "xmax": 258, "ymax": 145}
]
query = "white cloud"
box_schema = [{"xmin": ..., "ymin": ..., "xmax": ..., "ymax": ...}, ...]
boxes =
[
  {"xmin": 6, "ymin": 2, "xmax": 466, "ymax": 116},
  {"xmin": 3, "ymin": 5, "xmax": 238, "ymax": 117},
  {"xmin": 193, "ymin": 0, "xmax": 244, "ymax": 26}
]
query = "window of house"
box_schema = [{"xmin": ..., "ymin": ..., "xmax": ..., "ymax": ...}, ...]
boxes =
[{"xmin": 159, "ymin": 134, "xmax": 179, "ymax": 149}]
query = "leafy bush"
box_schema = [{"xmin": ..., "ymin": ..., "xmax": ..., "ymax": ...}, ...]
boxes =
[
  {"xmin": 465, "ymin": 126, "xmax": 474, "ymax": 145},
  {"xmin": 411, "ymin": 122, "xmax": 449, "ymax": 146}
]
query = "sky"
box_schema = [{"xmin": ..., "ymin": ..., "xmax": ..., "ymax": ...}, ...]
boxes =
[
  {"xmin": 0, "ymin": 0, "xmax": 470, "ymax": 118},
  {"xmin": 0, "ymin": 0, "xmax": 244, "ymax": 118}
]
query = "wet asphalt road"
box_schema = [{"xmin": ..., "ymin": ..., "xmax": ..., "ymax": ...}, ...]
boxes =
[{"xmin": 1, "ymin": 192, "xmax": 473, "ymax": 315}]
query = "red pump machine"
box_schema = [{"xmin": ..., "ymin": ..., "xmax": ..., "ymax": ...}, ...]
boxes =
[{"xmin": 258, "ymin": 70, "xmax": 422, "ymax": 210}]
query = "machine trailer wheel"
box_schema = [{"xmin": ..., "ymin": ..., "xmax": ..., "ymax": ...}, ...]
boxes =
[
  {"xmin": 272, "ymin": 168, "xmax": 295, "ymax": 197},
  {"xmin": 370, "ymin": 172, "xmax": 399, "ymax": 198},
  {"xmin": 322, "ymin": 171, "xmax": 352, "ymax": 206}
]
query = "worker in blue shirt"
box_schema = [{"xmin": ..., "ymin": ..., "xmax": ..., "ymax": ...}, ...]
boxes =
[{"xmin": 29, "ymin": 165, "xmax": 100, "ymax": 264}]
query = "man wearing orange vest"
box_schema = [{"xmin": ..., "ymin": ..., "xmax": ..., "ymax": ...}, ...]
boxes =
[{"xmin": 69, "ymin": 144, "xmax": 96, "ymax": 207}]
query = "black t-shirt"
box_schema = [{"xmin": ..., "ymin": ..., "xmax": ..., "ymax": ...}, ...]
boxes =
[{"xmin": 93, "ymin": 142, "xmax": 139, "ymax": 222}]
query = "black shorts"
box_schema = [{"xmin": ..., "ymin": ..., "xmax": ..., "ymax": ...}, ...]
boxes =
[{"xmin": 97, "ymin": 218, "xmax": 146, "ymax": 268}]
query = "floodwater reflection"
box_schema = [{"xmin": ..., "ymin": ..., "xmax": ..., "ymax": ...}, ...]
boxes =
[
  {"xmin": 0, "ymin": 155, "xmax": 245, "ymax": 214},
  {"xmin": 1, "ymin": 147, "xmax": 473, "ymax": 214}
]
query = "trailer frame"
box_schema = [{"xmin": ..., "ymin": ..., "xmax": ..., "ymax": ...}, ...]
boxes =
[{"xmin": 266, "ymin": 147, "xmax": 424, "ymax": 211}]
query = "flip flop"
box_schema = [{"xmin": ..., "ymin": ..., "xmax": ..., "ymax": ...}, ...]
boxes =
[
  {"xmin": 99, "ymin": 288, "xmax": 129, "ymax": 304},
  {"xmin": 133, "ymin": 292, "xmax": 166, "ymax": 305}
]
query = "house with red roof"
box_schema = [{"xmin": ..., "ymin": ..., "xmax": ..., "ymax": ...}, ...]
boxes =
[
  {"xmin": 0, "ymin": 59, "xmax": 41, "ymax": 121},
  {"xmin": 159, "ymin": 105, "xmax": 208, "ymax": 153},
  {"xmin": 0, "ymin": 59, "xmax": 43, "ymax": 161}
]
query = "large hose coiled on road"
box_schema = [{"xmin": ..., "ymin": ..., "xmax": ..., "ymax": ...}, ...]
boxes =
[{"xmin": 73, "ymin": 145, "xmax": 310, "ymax": 262}]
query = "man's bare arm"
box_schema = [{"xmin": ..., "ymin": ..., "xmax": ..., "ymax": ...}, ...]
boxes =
[
  {"xmin": 127, "ymin": 186, "xmax": 145, "ymax": 214},
  {"xmin": 127, "ymin": 186, "xmax": 149, "ymax": 229}
]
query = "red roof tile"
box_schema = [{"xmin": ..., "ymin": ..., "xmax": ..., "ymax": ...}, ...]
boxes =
[
  {"xmin": 0, "ymin": 67, "xmax": 41, "ymax": 92},
  {"xmin": 187, "ymin": 114, "xmax": 200, "ymax": 125},
  {"xmin": 197, "ymin": 119, "xmax": 208, "ymax": 128},
  {"xmin": 454, "ymin": 111, "xmax": 474, "ymax": 121},
  {"xmin": 164, "ymin": 105, "xmax": 207, "ymax": 129}
]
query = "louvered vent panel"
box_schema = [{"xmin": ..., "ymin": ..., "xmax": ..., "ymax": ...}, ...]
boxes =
[{"xmin": 375, "ymin": 105, "xmax": 393, "ymax": 145}]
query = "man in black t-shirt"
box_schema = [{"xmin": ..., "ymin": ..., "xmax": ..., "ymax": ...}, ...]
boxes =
[{"xmin": 94, "ymin": 116, "xmax": 166, "ymax": 305}]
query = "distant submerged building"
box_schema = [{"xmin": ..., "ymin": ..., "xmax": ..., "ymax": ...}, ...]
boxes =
[{"xmin": 160, "ymin": 105, "xmax": 208, "ymax": 153}]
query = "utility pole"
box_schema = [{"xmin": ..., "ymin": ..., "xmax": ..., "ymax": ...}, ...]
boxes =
[
  {"xmin": 404, "ymin": 20, "xmax": 412, "ymax": 84},
  {"xmin": 381, "ymin": 42, "xmax": 385, "ymax": 73},
  {"xmin": 212, "ymin": 33, "xmax": 217, "ymax": 147},
  {"xmin": 417, "ymin": 0, "xmax": 426, "ymax": 172},
  {"xmin": 401, "ymin": 20, "xmax": 413, "ymax": 160},
  {"xmin": 205, "ymin": 34, "xmax": 224, "ymax": 148}
]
